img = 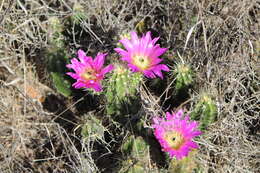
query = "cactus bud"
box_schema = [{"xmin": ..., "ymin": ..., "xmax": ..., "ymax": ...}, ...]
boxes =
[
  {"xmin": 135, "ymin": 20, "xmax": 146, "ymax": 34},
  {"xmin": 48, "ymin": 16, "xmax": 63, "ymax": 33},
  {"xmin": 174, "ymin": 63, "xmax": 194, "ymax": 91}
]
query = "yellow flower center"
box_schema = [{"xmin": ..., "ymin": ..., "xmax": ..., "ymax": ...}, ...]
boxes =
[
  {"xmin": 81, "ymin": 69, "xmax": 96, "ymax": 81},
  {"xmin": 132, "ymin": 54, "xmax": 150, "ymax": 70},
  {"xmin": 164, "ymin": 131, "xmax": 185, "ymax": 150}
]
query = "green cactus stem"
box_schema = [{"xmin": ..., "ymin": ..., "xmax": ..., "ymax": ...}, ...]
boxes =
[
  {"xmin": 169, "ymin": 150, "xmax": 200, "ymax": 173},
  {"xmin": 105, "ymin": 64, "xmax": 142, "ymax": 115},
  {"xmin": 45, "ymin": 16, "xmax": 73, "ymax": 97},
  {"xmin": 191, "ymin": 94, "xmax": 218, "ymax": 130}
]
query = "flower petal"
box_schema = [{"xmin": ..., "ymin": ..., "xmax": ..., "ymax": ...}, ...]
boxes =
[
  {"xmin": 94, "ymin": 53, "xmax": 106, "ymax": 70},
  {"xmin": 101, "ymin": 64, "xmax": 114, "ymax": 75},
  {"xmin": 152, "ymin": 109, "xmax": 201, "ymax": 160},
  {"xmin": 66, "ymin": 50, "xmax": 112, "ymax": 92},
  {"xmin": 115, "ymin": 31, "xmax": 169, "ymax": 78}
]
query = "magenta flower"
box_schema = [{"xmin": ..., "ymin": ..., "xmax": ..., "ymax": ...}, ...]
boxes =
[
  {"xmin": 66, "ymin": 49, "xmax": 114, "ymax": 92},
  {"xmin": 152, "ymin": 109, "xmax": 202, "ymax": 160},
  {"xmin": 114, "ymin": 31, "xmax": 170, "ymax": 79}
]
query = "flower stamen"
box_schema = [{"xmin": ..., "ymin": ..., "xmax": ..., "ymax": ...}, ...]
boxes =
[
  {"xmin": 66, "ymin": 49, "xmax": 114, "ymax": 92},
  {"xmin": 165, "ymin": 131, "xmax": 185, "ymax": 150},
  {"xmin": 133, "ymin": 54, "xmax": 150, "ymax": 70},
  {"xmin": 152, "ymin": 109, "xmax": 201, "ymax": 159},
  {"xmin": 115, "ymin": 31, "xmax": 169, "ymax": 79},
  {"xmin": 81, "ymin": 69, "xmax": 96, "ymax": 81}
]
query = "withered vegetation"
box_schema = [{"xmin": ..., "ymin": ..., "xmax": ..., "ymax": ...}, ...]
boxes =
[{"xmin": 0, "ymin": 0, "xmax": 259, "ymax": 172}]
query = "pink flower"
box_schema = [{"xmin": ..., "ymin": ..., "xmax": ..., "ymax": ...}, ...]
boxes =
[
  {"xmin": 152, "ymin": 109, "xmax": 202, "ymax": 160},
  {"xmin": 114, "ymin": 31, "xmax": 170, "ymax": 79},
  {"xmin": 66, "ymin": 49, "xmax": 114, "ymax": 92}
]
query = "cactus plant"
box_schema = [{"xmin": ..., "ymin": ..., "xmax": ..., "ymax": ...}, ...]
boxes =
[
  {"xmin": 50, "ymin": 72, "xmax": 71, "ymax": 97},
  {"xmin": 120, "ymin": 159, "xmax": 146, "ymax": 173},
  {"xmin": 120, "ymin": 136, "xmax": 150, "ymax": 173},
  {"xmin": 120, "ymin": 135, "xmax": 168, "ymax": 173},
  {"xmin": 48, "ymin": 16, "xmax": 65, "ymax": 48},
  {"xmin": 174, "ymin": 63, "xmax": 194, "ymax": 91},
  {"xmin": 45, "ymin": 47, "xmax": 72, "ymax": 97},
  {"xmin": 169, "ymin": 150, "xmax": 199, "ymax": 173},
  {"xmin": 81, "ymin": 116, "xmax": 106, "ymax": 142},
  {"xmin": 45, "ymin": 16, "xmax": 72, "ymax": 97},
  {"xmin": 191, "ymin": 94, "xmax": 218, "ymax": 130},
  {"xmin": 105, "ymin": 64, "xmax": 142, "ymax": 115},
  {"xmin": 121, "ymin": 135, "xmax": 149, "ymax": 158}
]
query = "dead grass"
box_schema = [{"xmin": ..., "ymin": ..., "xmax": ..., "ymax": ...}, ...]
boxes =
[{"xmin": 0, "ymin": 0, "xmax": 259, "ymax": 172}]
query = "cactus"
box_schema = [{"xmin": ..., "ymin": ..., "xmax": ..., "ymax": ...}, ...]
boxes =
[
  {"xmin": 81, "ymin": 116, "xmax": 106, "ymax": 142},
  {"xmin": 121, "ymin": 136, "xmax": 149, "ymax": 158},
  {"xmin": 191, "ymin": 94, "xmax": 218, "ymax": 130},
  {"xmin": 174, "ymin": 63, "xmax": 194, "ymax": 91},
  {"xmin": 45, "ymin": 17, "xmax": 72, "ymax": 97},
  {"xmin": 169, "ymin": 150, "xmax": 200, "ymax": 173},
  {"xmin": 50, "ymin": 72, "xmax": 71, "ymax": 97},
  {"xmin": 120, "ymin": 161, "xmax": 168, "ymax": 173},
  {"xmin": 71, "ymin": 3, "xmax": 87, "ymax": 24},
  {"xmin": 120, "ymin": 135, "xmax": 168, "ymax": 173},
  {"xmin": 120, "ymin": 136, "xmax": 150, "ymax": 173},
  {"xmin": 120, "ymin": 159, "xmax": 146, "ymax": 173},
  {"xmin": 105, "ymin": 64, "xmax": 142, "ymax": 115},
  {"xmin": 45, "ymin": 47, "xmax": 72, "ymax": 97},
  {"xmin": 48, "ymin": 16, "xmax": 65, "ymax": 48}
]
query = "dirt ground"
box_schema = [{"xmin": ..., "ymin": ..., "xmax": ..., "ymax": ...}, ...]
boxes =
[{"xmin": 0, "ymin": 0, "xmax": 259, "ymax": 173}]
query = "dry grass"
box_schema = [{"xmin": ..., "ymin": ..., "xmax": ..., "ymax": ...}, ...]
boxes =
[{"xmin": 0, "ymin": 0, "xmax": 259, "ymax": 172}]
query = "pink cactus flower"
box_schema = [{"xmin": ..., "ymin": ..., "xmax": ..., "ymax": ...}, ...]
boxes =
[
  {"xmin": 66, "ymin": 49, "xmax": 114, "ymax": 92},
  {"xmin": 152, "ymin": 109, "xmax": 202, "ymax": 160},
  {"xmin": 114, "ymin": 31, "xmax": 170, "ymax": 79}
]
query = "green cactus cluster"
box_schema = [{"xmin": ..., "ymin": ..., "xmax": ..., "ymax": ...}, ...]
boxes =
[
  {"xmin": 45, "ymin": 16, "xmax": 202, "ymax": 172},
  {"xmin": 46, "ymin": 17, "xmax": 72, "ymax": 97},
  {"xmin": 174, "ymin": 63, "xmax": 194, "ymax": 91},
  {"xmin": 81, "ymin": 115, "xmax": 106, "ymax": 142},
  {"xmin": 191, "ymin": 94, "xmax": 218, "ymax": 130},
  {"xmin": 105, "ymin": 64, "xmax": 142, "ymax": 115}
]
